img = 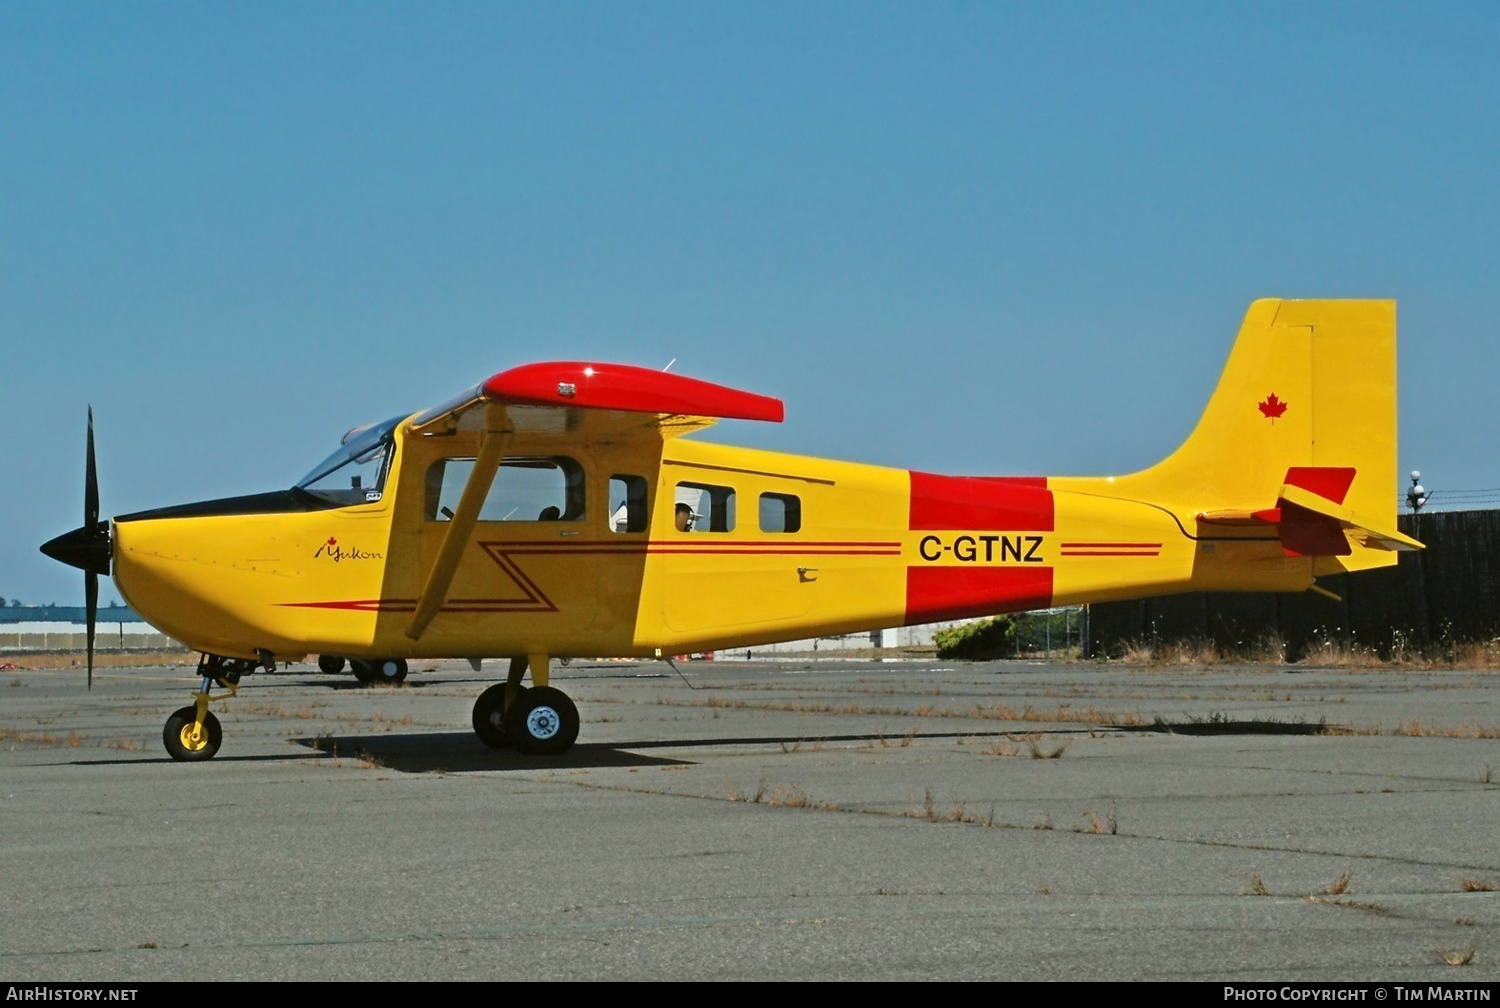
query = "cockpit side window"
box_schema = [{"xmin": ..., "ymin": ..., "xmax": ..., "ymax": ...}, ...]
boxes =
[
  {"xmin": 426, "ymin": 456, "xmax": 586, "ymax": 522},
  {"xmin": 295, "ymin": 415, "xmax": 404, "ymax": 506}
]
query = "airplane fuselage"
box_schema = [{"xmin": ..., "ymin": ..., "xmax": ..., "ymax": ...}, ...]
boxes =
[{"xmin": 110, "ymin": 422, "xmax": 1310, "ymax": 663}]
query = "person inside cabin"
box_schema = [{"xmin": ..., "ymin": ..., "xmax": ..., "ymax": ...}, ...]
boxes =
[{"xmin": 674, "ymin": 502, "xmax": 695, "ymax": 532}]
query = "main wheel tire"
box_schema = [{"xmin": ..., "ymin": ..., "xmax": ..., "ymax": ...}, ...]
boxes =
[
  {"xmin": 318, "ymin": 654, "xmax": 346, "ymax": 675},
  {"xmin": 163, "ymin": 706, "xmax": 222, "ymax": 762},
  {"xmin": 472, "ymin": 684, "xmax": 528, "ymax": 749},
  {"xmin": 371, "ymin": 658, "xmax": 408, "ymax": 684},
  {"xmin": 503, "ymin": 686, "xmax": 579, "ymax": 756},
  {"xmin": 349, "ymin": 659, "xmax": 376, "ymax": 684}
]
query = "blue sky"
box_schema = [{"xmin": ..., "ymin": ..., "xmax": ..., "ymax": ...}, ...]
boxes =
[{"xmin": 4, "ymin": 1, "xmax": 1497, "ymax": 605}]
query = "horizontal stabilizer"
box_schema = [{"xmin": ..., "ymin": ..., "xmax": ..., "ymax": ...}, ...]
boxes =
[
  {"xmin": 1199, "ymin": 480, "xmax": 1422, "ymax": 558},
  {"xmin": 1275, "ymin": 484, "xmax": 1423, "ymax": 555}
]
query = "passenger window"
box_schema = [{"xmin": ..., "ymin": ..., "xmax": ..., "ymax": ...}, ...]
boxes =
[
  {"xmin": 759, "ymin": 493, "xmax": 801, "ymax": 533},
  {"xmin": 675, "ymin": 481, "xmax": 735, "ymax": 533},
  {"xmin": 426, "ymin": 457, "xmax": 585, "ymax": 522},
  {"xmin": 609, "ymin": 475, "xmax": 649, "ymax": 533}
]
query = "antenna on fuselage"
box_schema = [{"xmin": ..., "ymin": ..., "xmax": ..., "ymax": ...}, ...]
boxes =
[{"xmin": 659, "ymin": 654, "xmax": 700, "ymax": 690}]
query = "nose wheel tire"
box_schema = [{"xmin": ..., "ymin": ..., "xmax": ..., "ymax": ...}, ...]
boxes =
[
  {"xmin": 502, "ymin": 686, "xmax": 579, "ymax": 756},
  {"xmin": 163, "ymin": 706, "xmax": 222, "ymax": 762},
  {"xmin": 472, "ymin": 684, "xmax": 529, "ymax": 749}
]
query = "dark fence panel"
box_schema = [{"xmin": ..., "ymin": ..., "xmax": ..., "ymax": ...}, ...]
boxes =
[{"xmin": 1088, "ymin": 509, "xmax": 1500, "ymax": 658}]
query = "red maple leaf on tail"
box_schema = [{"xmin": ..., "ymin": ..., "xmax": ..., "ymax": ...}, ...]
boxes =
[{"xmin": 1258, "ymin": 393, "xmax": 1288, "ymax": 422}]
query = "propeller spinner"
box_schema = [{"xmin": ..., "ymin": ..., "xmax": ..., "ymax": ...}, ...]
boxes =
[{"xmin": 38, "ymin": 408, "xmax": 111, "ymax": 688}]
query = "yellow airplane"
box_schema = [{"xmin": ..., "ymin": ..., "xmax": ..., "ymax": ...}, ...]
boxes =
[{"xmin": 41, "ymin": 299, "xmax": 1420, "ymax": 761}]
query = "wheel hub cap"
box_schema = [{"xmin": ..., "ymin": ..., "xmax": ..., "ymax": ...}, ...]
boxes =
[{"xmin": 525, "ymin": 706, "xmax": 559, "ymax": 739}]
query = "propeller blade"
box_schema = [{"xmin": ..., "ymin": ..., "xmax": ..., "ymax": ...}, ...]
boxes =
[
  {"xmin": 86, "ymin": 406, "xmax": 99, "ymax": 529},
  {"xmin": 84, "ymin": 408, "xmax": 101, "ymax": 690},
  {"xmin": 85, "ymin": 571, "xmax": 97, "ymax": 691}
]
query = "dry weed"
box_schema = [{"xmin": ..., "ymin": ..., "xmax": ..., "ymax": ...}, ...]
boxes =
[
  {"xmin": 1449, "ymin": 640, "xmax": 1500, "ymax": 669},
  {"xmin": 647, "ymin": 693, "xmax": 1147, "ymax": 728},
  {"xmin": 0, "ymin": 726, "xmax": 62, "ymax": 745},
  {"xmin": 1299, "ymin": 639, "xmax": 1388, "ymax": 668},
  {"xmin": 1393, "ymin": 720, "xmax": 1499, "ymax": 739},
  {"xmin": 1027, "ymin": 737, "xmax": 1069, "ymax": 759},
  {"xmin": 1075, "ymin": 804, "xmax": 1118, "ymax": 835},
  {"xmin": 759, "ymin": 785, "xmax": 814, "ymax": 808},
  {"xmin": 355, "ymin": 749, "xmax": 384, "ymax": 769},
  {"xmin": 1306, "ymin": 896, "xmax": 1398, "ymax": 917},
  {"xmin": 1325, "ymin": 871, "xmax": 1353, "ymax": 895}
]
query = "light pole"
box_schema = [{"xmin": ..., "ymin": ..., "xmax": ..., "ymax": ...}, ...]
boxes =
[{"xmin": 1405, "ymin": 470, "xmax": 1431, "ymax": 650}]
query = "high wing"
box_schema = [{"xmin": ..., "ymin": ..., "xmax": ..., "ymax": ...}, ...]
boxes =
[{"xmin": 407, "ymin": 361, "xmax": 784, "ymax": 439}]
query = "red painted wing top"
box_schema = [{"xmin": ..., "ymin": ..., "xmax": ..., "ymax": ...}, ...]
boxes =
[
  {"xmin": 480, "ymin": 362, "xmax": 783, "ymax": 422},
  {"xmin": 408, "ymin": 362, "xmax": 783, "ymax": 434}
]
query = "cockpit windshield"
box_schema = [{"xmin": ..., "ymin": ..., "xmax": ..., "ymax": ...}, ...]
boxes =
[{"xmin": 295, "ymin": 414, "xmax": 405, "ymax": 506}]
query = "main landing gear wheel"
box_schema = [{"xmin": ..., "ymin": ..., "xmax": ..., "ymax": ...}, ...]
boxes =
[
  {"xmin": 503, "ymin": 686, "xmax": 579, "ymax": 756},
  {"xmin": 373, "ymin": 658, "xmax": 407, "ymax": 684},
  {"xmin": 163, "ymin": 706, "xmax": 222, "ymax": 762},
  {"xmin": 472, "ymin": 684, "xmax": 529, "ymax": 749},
  {"xmin": 351, "ymin": 658, "xmax": 407, "ymax": 685},
  {"xmin": 318, "ymin": 654, "xmax": 346, "ymax": 675}
]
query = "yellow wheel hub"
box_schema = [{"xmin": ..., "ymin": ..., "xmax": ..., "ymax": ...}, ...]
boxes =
[{"xmin": 178, "ymin": 723, "xmax": 208, "ymax": 751}]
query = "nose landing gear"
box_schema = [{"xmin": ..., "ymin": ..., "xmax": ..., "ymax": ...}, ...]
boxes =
[
  {"xmin": 164, "ymin": 704, "xmax": 222, "ymax": 762},
  {"xmin": 160, "ymin": 653, "xmax": 258, "ymax": 762}
]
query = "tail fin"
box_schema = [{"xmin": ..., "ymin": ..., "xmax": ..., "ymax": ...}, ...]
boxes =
[{"xmin": 1117, "ymin": 299, "xmax": 1415, "ymax": 572}]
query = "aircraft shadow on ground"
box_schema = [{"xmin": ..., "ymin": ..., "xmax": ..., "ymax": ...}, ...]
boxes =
[
  {"xmin": 287, "ymin": 728, "xmax": 1023, "ymax": 774},
  {"xmin": 289, "ymin": 732, "xmax": 688, "ymax": 772},
  {"xmin": 1121, "ymin": 719, "xmax": 1343, "ymax": 736},
  {"xmin": 66, "ymin": 728, "xmax": 1053, "ymax": 771}
]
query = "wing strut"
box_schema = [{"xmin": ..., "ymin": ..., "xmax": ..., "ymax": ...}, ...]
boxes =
[{"xmin": 406, "ymin": 407, "xmax": 511, "ymax": 640}]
